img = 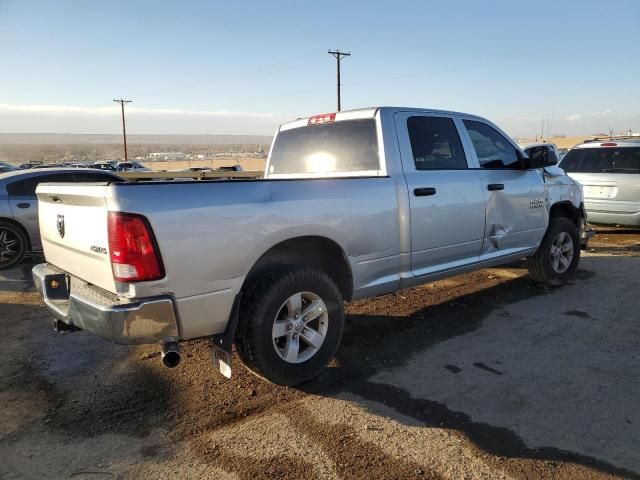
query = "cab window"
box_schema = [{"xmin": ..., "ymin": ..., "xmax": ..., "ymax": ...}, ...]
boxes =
[
  {"xmin": 463, "ymin": 120, "xmax": 521, "ymax": 169},
  {"xmin": 407, "ymin": 116, "xmax": 468, "ymax": 170}
]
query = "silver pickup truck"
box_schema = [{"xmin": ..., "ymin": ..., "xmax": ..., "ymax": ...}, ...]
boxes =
[{"xmin": 33, "ymin": 107, "xmax": 585, "ymax": 386}]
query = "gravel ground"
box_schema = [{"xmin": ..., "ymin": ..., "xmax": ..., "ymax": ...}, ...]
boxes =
[{"xmin": 1, "ymin": 228, "xmax": 639, "ymax": 479}]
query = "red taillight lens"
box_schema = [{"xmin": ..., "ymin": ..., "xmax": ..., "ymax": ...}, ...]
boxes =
[
  {"xmin": 601, "ymin": 142, "xmax": 617, "ymax": 147},
  {"xmin": 107, "ymin": 212, "xmax": 164, "ymax": 282},
  {"xmin": 308, "ymin": 112, "xmax": 336, "ymax": 125}
]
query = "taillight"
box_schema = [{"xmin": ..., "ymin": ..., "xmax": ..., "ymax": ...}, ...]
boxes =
[
  {"xmin": 107, "ymin": 212, "xmax": 164, "ymax": 282},
  {"xmin": 601, "ymin": 142, "xmax": 617, "ymax": 147}
]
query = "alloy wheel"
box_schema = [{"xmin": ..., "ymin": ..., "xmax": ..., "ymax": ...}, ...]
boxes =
[
  {"xmin": 272, "ymin": 291, "xmax": 329, "ymax": 364},
  {"xmin": 550, "ymin": 231, "xmax": 574, "ymax": 274}
]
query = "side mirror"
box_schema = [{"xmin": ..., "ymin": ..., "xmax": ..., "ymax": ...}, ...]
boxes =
[{"xmin": 521, "ymin": 146, "xmax": 558, "ymax": 169}]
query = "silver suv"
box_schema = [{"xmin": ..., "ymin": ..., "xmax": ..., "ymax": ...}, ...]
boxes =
[{"xmin": 560, "ymin": 139, "xmax": 640, "ymax": 226}]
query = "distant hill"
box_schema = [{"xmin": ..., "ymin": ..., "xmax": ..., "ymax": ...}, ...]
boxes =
[{"xmin": 0, "ymin": 133, "xmax": 273, "ymax": 145}]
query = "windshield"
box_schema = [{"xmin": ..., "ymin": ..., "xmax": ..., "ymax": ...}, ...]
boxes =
[
  {"xmin": 561, "ymin": 147, "xmax": 640, "ymax": 173},
  {"xmin": 267, "ymin": 119, "xmax": 380, "ymax": 176}
]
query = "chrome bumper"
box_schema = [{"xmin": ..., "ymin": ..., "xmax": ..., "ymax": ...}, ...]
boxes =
[{"xmin": 32, "ymin": 263, "xmax": 179, "ymax": 344}]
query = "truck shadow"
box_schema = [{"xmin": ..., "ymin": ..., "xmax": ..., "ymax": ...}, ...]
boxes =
[
  {"xmin": 303, "ymin": 258, "xmax": 639, "ymax": 478},
  {"xmin": 0, "ymin": 261, "xmax": 39, "ymax": 292},
  {"xmin": 1, "ymin": 299, "xmax": 170, "ymax": 440}
]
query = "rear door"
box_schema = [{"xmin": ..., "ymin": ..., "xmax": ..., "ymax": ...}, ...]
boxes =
[
  {"xmin": 7, "ymin": 173, "xmax": 78, "ymax": 249},
  {"xmin": 459, "ymin": 119, "xmax": 547, "ymax": 258},
  {"xmin": 395, "ymin": 112, "xmax": 486, "ymax": 276}
]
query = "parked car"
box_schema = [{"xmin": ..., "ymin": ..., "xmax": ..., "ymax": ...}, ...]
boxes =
[
  {"xmin": 93, "ymin": 161, "xmax": 118, "ymax": 171},
  {"xmin": 65, "ymin": 163, "xmax": 92, "ymax": 169},
  {"xmin": 32, "ymin": 107, "xmax": 585, "ymax": 386},
  {"xmin": 560, "ymin": 139, "xmax": 640, "ymax": 226},
  {"xmin": 181, "ymin": 167, "xmax": 215, "ymax": 172},
  {"xmin": 217, "ymin": 165, "xmax": 244, "ymax": 172},
  {"xmin": 0, "ymin": 162, "xmax": 16, "ymax": 173},
  {"xmin": 17, "ymin": 161, "xmax": 43, "ymax": 169},
  {"xmin": 116, "ymin": 161, "xmax": 151, "ymax": 172},
  {"xmin": 0, "ymin": 168, "xmax": 122, "ymax": 269},
  {"xmin": 31, "ymin": 163, "xmax": 63, "ymax": 169}
]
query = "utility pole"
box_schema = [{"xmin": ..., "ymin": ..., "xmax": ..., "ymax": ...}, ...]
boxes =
[
  {"xmin": 328, "ymin": 49, "xmax": 350, "ymax": 111},
  {"xmin": 113, "ymin": 99, "xmax": 132, "ymax": 161}
]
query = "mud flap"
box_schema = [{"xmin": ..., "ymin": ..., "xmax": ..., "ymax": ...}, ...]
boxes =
[
  {"xmin": 210, "ymin": 293, "xmax": 241, "ymax": 379},
  {"xmin": 212, "ymin": 348, "xmax": 232, "ymax": 378}
]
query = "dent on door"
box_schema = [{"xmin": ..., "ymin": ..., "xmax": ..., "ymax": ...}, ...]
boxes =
[{"xmin": 481, "ymin": 171, "xmax": 547, "ymax": 255}]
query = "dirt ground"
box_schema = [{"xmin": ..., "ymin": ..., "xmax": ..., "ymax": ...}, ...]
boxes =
[{"xmin": 1, "ymin": 228, "xmax": 639, "ymax": 480}]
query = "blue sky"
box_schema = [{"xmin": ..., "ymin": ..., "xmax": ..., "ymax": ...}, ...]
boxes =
[{"xmin": 1, "ymin": 0, "xmax": 639, "ymax": 136}]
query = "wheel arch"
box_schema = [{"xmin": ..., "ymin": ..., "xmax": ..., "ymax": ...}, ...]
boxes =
[
  {"xmin": 549, "ymin": 201, "xmax": 584, "ymax": 228},
  {"xmin": 0, "ymin": 217, "xmax": 31, "ymax": 250},
  {"xmin": 242, "ymin": 235, "xmax": 353, "ymax": 301}
]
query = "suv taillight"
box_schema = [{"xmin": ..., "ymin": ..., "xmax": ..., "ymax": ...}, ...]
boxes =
[{"xmin": 107, "ymin": 212, "xmax": 164, "ymax": 282}]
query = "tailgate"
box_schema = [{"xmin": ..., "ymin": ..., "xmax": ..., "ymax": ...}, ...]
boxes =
[
  {"xmin": 36, "ymin": 183, "xmax": 117, "ymax": 293},
  {"xmin": 569, "ymin": 173, "xmax": 619, "ymax": 200}
]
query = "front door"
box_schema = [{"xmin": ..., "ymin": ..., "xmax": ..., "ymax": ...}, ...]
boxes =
[
  {"xmin": 395, "ymin": 112, "xmax": 486, "ymax": 276},
  {"xmin": 460, "ymin": 119, "xmax": 547, "ymax": 258}
]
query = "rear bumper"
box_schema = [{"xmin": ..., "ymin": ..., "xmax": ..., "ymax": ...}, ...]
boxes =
[
  {"xmin": 584, "ymin": 201, "xmax": 640, "ymax": 227},
  {"xmin": 32, "ymin": 263, "xmax": 179, "ymax": 344}
]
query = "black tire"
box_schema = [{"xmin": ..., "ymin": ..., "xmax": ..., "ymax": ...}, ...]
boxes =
[
  {"xmin": 236, "ymin": 267, "xmax": 345, "ymax": 386},
  {"xmin": 526, "ymin": 217, "xmax": 580, "ymax": 286},
  {"xmin": 0, "ymin": 221, "xmax": 28, "ymax": 270}
]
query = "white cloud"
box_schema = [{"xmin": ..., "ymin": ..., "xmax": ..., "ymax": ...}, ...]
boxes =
[
  {"xmin": 0, "ymin": 103, "xmax": 283, "ymax": 119},
  {"xmin": 590, "ymin": 109, "xmax": 613, "ymax": 117},
  {"xmin": 0, "ymin": 103, "xmax": 293, "ymax": 134},
  {"xmin": 565, "ymin": 110, "xmax": 614, "ymax": 123}
]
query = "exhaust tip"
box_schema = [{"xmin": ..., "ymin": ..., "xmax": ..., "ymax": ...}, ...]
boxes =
[{"xmin": 161, "ymin": 342, "xmax": 181, "ymax": 368}]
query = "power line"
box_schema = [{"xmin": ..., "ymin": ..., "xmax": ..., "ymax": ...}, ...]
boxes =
[
  {"xmin": 113, "ymin": 98, "xmax": 132, "ymax": 161},
  {"xmin": 328, "ymin": 49, "xmax": 350, "ymax": 111}
]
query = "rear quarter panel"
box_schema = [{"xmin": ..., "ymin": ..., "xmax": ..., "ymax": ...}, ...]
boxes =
[{"xmin": 0, "ymin": 194, "xmax": 15, "ymax": 224}]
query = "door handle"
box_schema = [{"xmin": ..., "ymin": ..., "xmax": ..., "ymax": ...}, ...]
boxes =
[
  {"xmin": 17, "ymin": 202, "xmax": 31, "ymax": 209},
  {"xmin": 487, "ymin": 184, "xmax": 505, "ymax": 191},
  {"xmin": 414, "ymin": 187, "xmax": 437, "ymax": 197}
]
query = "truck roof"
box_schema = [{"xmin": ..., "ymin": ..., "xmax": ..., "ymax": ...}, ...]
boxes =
[{"xmin": 279, "ymin": 106, "xmax": 487, "ymax": 131}]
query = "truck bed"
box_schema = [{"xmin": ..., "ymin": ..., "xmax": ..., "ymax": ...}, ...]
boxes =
[{"xmin": 37, "ymin": 177, "xmax": 401, "ymax": 339}]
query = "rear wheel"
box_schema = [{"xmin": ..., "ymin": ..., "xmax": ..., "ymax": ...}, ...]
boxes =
[
  {"xmin": 526, "ymin": 217, "xmax": 580, "ymax": 286},
  {"xmin": 0, "ymin": 221, "xmax": 28, "ymax": 270},
  {"xmin": 236, "ymin": 267, "xmax": 344, "ymax": 386}
]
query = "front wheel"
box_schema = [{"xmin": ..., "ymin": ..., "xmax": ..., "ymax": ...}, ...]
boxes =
[
  {"xmin": 526, "ymin": 217, "xmax": 580, "ymax": 286},
  {"xmin": 236, "ymin": 267, "xmax": 345, "ymax": 386},
  {"xmin": 0, "ymin": 221, "xmax": 28, "ymax": 270}
]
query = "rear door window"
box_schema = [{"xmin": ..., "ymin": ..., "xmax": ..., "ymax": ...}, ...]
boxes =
[
  {"xmin": 71, "ymin": 172, "xmax": 119, "ymax": 182},
  {"xmin": 268, "ymin": 119, "xmax": 379, "ymax": 176},
  {"xmin": 463, "ymin": 120, "xmax": 522, "ymax": 169},
  {"xmin": 407, "ymin": 116, "xmax": 468, "ymax": 170},
  {"xmin": 6, "ymin": 173, "xmax": 76, "ymax": 196},
  {"xmin": 561, "ymin": 147, "xmax": 640, "ymax": 173}
]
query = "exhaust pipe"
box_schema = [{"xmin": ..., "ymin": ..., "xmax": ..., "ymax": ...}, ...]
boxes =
[
  {"xmin": 52, "ymin": 319, "xmax": 80, "ymax": 333},
  {"xmin": 161, "ymin": 342, "xmax": 181, "ymax": 368}
]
